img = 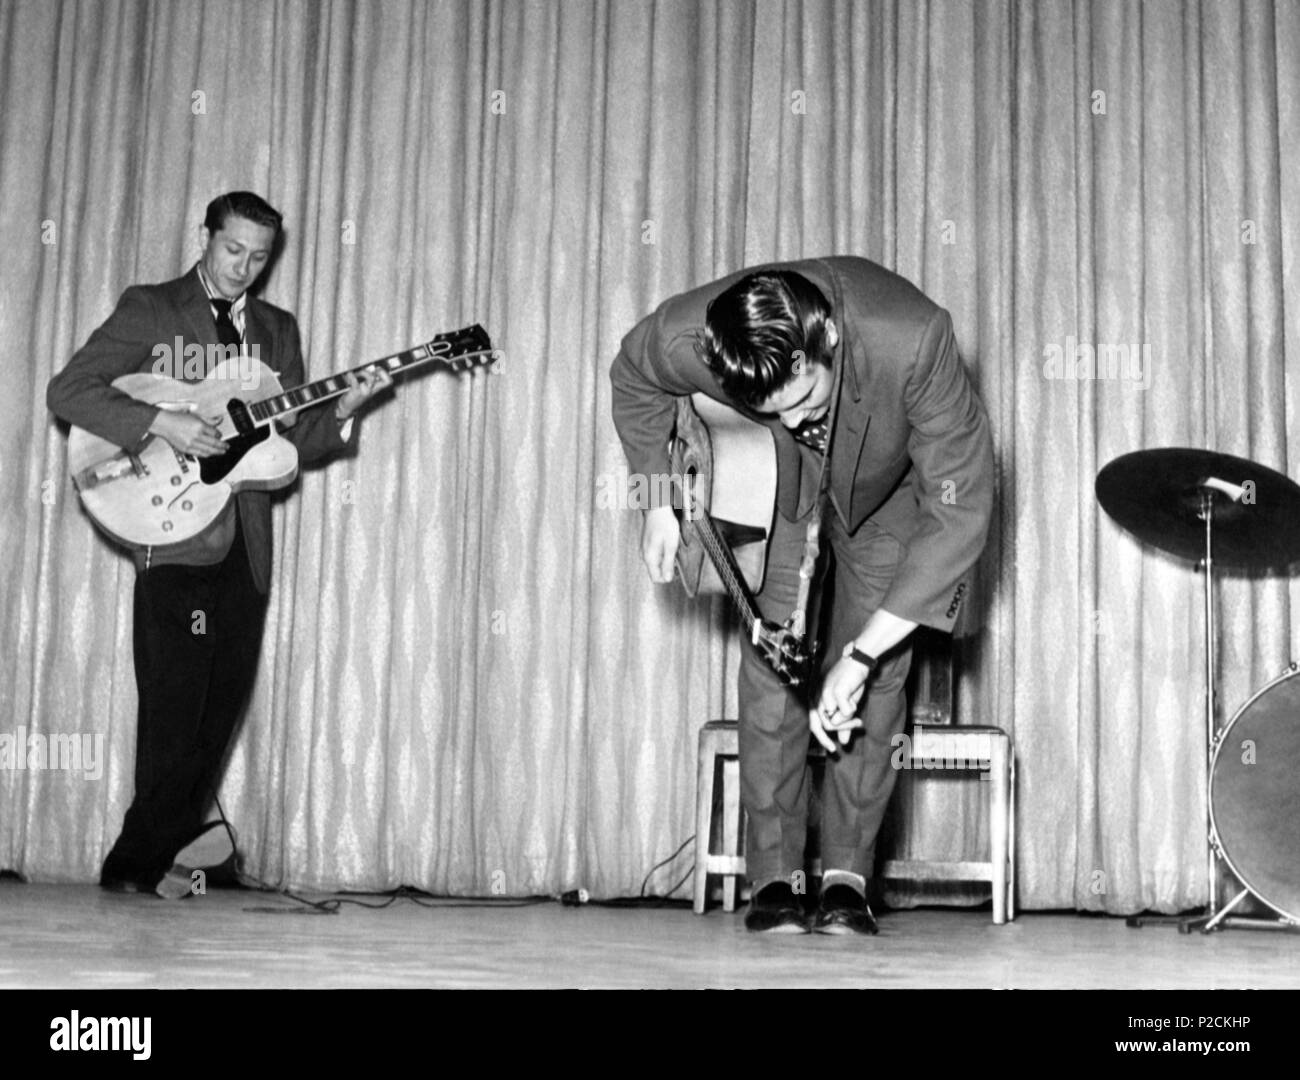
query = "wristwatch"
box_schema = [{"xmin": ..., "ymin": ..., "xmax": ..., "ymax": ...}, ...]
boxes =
[{"xmin": 842, "ymin": 641, "xmax": 879, "ymax": 673}]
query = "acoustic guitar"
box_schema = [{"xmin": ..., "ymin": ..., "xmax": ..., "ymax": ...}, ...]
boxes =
[
  {"xmin": 67, "ymin": 325, "xmax": 495, "ymax": 549},
  {"xmin": 670, "ymin": 394, "xmax": 814, "ymax": 686}
]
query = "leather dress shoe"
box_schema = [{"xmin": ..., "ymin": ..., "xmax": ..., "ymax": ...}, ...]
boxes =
[
  {"xmin": 154, "ymin": 822, "xmax": 240, "ymax": 898},
  {"xmin": 812, "ymin": 883, "xmax": 879, "ymax": 935},
  {"xmin": 173, "ymin": 822, "xmax": 235, "ymax": 872},
  {"xmin": 744, "ymin": 881, "xmax": 809, "ymax": 933}
]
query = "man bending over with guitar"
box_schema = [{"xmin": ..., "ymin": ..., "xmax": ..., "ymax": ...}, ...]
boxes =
[
  {"xmin": 47, "ymin": 191, "xmax": 391, "ymax": 897},
  {"xmin": 611, "ymin": 258, "xmax": 994, "ymax": 933}
]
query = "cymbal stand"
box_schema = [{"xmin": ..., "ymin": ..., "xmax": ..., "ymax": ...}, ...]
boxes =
[
  {"xmin": 1188, "ymin": 490, "xmax": 1219, "ymax": 930},
  {"xmin": 1127, "ymin": 490, "xmax": 1220, "ymax": 930}
]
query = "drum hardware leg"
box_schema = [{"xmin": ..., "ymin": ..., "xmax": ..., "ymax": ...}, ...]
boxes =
[
  {"xmin": 1124, "ymin": 905, "xmax": 1219, "ymax": 932},
  {"xmin": 1199, "ymin": 888, "xmax": 1249, "ymax": 933},
  {"xmin": 1125, "ymin": 912, "xmax": 1203, "ymax": 929},
  {"xmin": 1220, "ymin": 915, "xmax": 1300, "ymax": 932}
]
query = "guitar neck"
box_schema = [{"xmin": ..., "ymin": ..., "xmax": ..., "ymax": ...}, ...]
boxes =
[
  {"xmin": 247, "ymin": 326, "xmax": 493, "ymax": 424},
  {"xmin": 690, "ymin": 504, "xmax": 763, "ymax": 633}
]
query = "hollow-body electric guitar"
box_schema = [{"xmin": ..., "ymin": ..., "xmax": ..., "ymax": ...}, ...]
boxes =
[
  {"xmin": 67, "ymin": 325, "xmax": 495, "ymax": 548},
  {"xmin": 670, "ymin": 394, "xmax": 814, "ymax": 686}
]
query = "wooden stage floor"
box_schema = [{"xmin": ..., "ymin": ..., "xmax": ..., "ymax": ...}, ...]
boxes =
[{"xmin": 2, "ymin": 881, "xmax": 1297, "ymax": 989}]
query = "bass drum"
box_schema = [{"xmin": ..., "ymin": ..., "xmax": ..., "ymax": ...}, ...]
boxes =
[{"xmin": 1209, "ymin": 664, "xmax": 1300, "ymax": 923}]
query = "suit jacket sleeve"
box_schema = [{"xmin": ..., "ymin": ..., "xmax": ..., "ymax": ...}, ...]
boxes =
[
  {"xmin": 610, "ymin": 303, "xmax": 719, "ymax": 508},
  {"xmin": 46, "ymin": 286, "xmax": 168, "ymax": 448},
  {"xmin": 879, "ymin": 309, "xmax": 994, "ymax": 630}
]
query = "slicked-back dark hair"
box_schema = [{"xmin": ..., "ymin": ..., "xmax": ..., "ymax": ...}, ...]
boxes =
[
  {"xmin": 698, "ymin": 271, "xmax": 833, "ymax": 407},
  {"xmin": 203, "ymin": 191, "xmax": 283, "ymax": 236}
]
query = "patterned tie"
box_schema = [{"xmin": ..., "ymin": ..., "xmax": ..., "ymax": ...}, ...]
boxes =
[
  {"xmin": 791, "ymin": 415, "xmax": 830, "ymax": 453},
  {"xmin": 210, "ymin": 298, "xmax": 241, "ymax": 349}
]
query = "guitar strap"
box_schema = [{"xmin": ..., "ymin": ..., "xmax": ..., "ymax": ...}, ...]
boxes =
[{"xmin": 786, "ymin": 345, "xmax": 845, "ymax": 641}]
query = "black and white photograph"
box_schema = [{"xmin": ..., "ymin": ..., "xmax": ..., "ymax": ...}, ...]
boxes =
[{"xmin": 1, "ymin": 0, "xmax": 1297, "ymax": 1052}]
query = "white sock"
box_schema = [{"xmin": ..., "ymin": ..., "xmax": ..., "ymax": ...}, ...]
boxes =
[{"xmin": 822, "ymin": 869, "xmax": 866, "ymax": 897}]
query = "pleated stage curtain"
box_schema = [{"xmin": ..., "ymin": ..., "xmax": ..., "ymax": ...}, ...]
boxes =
[{"xmin": 2, "ymin": 0, "xmax": 1298, "ymax": 913}]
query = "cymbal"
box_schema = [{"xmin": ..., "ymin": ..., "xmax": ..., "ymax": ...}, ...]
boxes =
[{"xmin": 1096, "ymin": 448, "xmax": 1300, "ymax": 570}]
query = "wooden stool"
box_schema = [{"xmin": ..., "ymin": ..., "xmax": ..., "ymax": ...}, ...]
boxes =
[
  {"xmin": 692, "ymin": 721, "xmax": 746, "ymax": 914},
  {"xmin": 880, "ymin": 724, "xmax": 1016, "ymax": 924},
  {"xmin": 692, "ymin": 719, "xmax": 1016, "ymax": 923}
]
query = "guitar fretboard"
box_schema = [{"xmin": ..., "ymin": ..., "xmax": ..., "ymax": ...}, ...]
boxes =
[
  {"xmin": 248, "ymin": 329, "xmax": 492, "ymax": 423},
  {"xmin": 685, "ymin": 495, "xmax": 760, "ymax": 633}
]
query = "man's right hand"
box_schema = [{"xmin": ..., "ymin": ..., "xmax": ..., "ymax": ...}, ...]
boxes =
[
  {"xmin": 147, "ymin": 410, "xmax": 227, "ymax": 458},
  {"xmin": 641, "ymin": 504, "xmax": 680, "ymax": 584}
]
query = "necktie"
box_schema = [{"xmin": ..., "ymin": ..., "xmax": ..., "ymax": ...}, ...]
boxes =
[
  {"xmin": 791, "ymin": 415, "xmax": 830, "ymax": 452},
  {"xmin": 211, "ymin": 298, "xmax": 241, "ymax": 349}
]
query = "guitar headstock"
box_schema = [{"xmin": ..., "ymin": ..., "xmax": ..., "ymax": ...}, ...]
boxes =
[
  {"xmin": 755, "ymin": 619, "xmax": 815, "ymax": 688},
  {"xmin": 423, "ymin": 324, "xmax": 499, "ymax": 373}
]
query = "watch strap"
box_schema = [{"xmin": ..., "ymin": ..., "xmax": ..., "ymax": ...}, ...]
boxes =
[{"xmin": 844, "ymin": 645, "xmax": 878, "ymax": 672}]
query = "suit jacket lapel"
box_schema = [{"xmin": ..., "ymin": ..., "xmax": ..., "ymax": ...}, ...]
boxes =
[
  {"xmin": 243, "ymin": 301, "xmax": 270, "ymax": 372},
  {"xmin": 176, "ymin": 266, "xmax": 218, "ymax": 360},
  {"xmin": 826, "ymin": 277, "xmax": 872, "ymax": 522}
]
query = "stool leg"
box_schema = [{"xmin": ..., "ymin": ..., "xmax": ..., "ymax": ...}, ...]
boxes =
[
  {"xmin": 693, "ymin": 736, "xmax": 715, "ymax": 915},
  {"xmin": 1008, "ymin": 753, "xmax": 1017, "ymax": 921},
  {"xmin": 722, "ymin": 755, "xmax": 740, "ymax": 912},
  {"xmin": 989, "ymin": 737, "xmax": 1009, "ymax": 925}
]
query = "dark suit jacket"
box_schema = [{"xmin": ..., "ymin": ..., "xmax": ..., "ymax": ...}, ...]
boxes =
[
  {"xmin": 47, "ymin": 266, "xmax": 350, "ymax": 594},
  {"xmin": 610, "ymin": 256, "xmax": 994, "ymax": 631}
]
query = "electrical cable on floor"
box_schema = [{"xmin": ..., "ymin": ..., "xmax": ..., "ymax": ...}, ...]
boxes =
[
  {"xmin": 558, "ymin": 833, "xmax": 697, "ymax": 908},
  {"xmin": 211, "ymin": 795, "xmax": 696, "ymax": 914},
  {"xmin": 640, "ymin": 833, "xmax": 695, "ymax": 897}
]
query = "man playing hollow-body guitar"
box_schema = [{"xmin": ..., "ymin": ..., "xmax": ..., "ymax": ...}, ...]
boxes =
[
  {"xmin": 47, "ymin": 191, "xmax": 391, "ymax": 898},
  {"xmin": 611, "ymin": 258, "xmax": 994, "ymax": 934}
]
